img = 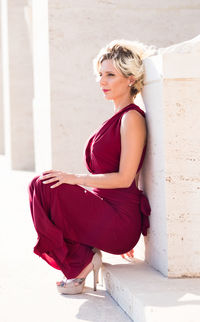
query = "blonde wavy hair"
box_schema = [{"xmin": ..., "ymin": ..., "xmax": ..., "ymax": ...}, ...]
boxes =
[{"xmin": 93, "ymin": 39, "xmax": 155, "ymax": 99}]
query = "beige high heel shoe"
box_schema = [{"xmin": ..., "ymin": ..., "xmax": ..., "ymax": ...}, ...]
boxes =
[
  {"xmin": 91, "ymin": 248, "xmax": 102, "ymax": 291},
  {"xmin": 56, "ymin": 249, "xmax": 102, "ymax": 295}
]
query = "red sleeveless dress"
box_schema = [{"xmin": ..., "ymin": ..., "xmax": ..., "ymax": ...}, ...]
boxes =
[{"xmin": 28, "ymin": 103, "xmax": 151, "ymax": 279}]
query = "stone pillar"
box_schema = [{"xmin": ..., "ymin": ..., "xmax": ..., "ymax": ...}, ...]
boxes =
[
  {"xmin": 0, "ymin": 2, "xmax": 5, "ymax": 154},
  {"xmin": 1, "ymin": 0, "xmax": 34, "ymax": 170},
  {"xmin": 141, "ymin": 35, "xmax": 200, "ymax": 277},
  {"xmin": 31, "ymin": 0, "xmax": 51, "ymax": 172}
]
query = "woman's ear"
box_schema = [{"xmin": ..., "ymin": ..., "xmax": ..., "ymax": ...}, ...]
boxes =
[{"xmin": 128, "ymin": 75, "xmax": 135, "ymax": 85}]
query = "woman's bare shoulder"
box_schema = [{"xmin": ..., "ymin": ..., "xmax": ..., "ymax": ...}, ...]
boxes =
[
  {"xmin": 120, "ymin": 109, "xmax": 147, "ymax": 143},
  {"xmin": 121, "ymin": 109, "xmax": 146, "ymax": 129},
  {"xmin": 121, "ymin": 109, "xmax": 145, "ymax": 122}
]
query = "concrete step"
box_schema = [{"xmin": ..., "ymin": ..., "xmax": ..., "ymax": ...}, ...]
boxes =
[{"xmin": 101, "ymin": 253, "xmax": 200, "ymax": 322}]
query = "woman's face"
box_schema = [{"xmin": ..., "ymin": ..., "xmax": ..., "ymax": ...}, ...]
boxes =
[{"xmin": 98, "ymin": 59, "xmax": 133, "ymax": 101}]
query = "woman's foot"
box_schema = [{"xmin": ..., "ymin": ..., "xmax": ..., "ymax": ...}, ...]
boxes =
[
  {"xmin": 56, "ymin": 250, "xmax": 102, "ymax": 294},
  {"xmin": 56, "ymin": 260, "xmax": 94, "ymax": 286},
  {"xmin": 56, "ymin": 249, "xmax": 102, "ymax": 288}
]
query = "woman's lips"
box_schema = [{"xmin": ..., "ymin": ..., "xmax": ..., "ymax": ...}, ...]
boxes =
[{"xmin": 102, "ymin": 89, "xmax": 110, "ymax": 93}]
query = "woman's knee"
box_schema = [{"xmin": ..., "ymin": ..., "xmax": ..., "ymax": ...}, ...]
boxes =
[{"xmin": 28, "ymin": 175, "xmax": 40, "ymax": 194}]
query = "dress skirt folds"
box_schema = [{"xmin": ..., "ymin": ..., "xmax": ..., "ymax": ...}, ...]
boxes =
[{"xmin": 28, "ymin": 103, "xmax": 151, "ymax": 279}]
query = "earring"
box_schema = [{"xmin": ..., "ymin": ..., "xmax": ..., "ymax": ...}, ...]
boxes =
[{"xmin": 128, "ymin": 84, "xmax": 132, "ymax": 87}]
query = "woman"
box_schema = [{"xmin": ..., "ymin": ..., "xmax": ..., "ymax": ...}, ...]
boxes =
[{"xmin": 28, "ymin": 39, "xmax": 151, "ymax": 295}]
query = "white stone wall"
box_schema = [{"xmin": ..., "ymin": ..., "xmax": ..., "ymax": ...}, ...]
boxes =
[
  {"xmin": 163, "ymin": 53, "xmax": 200, "ymax": 277},
  {"xmin": 31, "ymin": 0, "xmax": 52, "ymax": 171},
  {"xmin": 1, "ymin": 0, "xmax": 34, "ymax": 170},
  {"xmin": 32, "ymin": 0, "xmax": 200, "ymax": 172},
  {"xmin": 135, "ymin": 55, "xmax": 168, "ymax": 274},
  {"xmin": 0, "ymin": 3, "xmax": 5, "ymax": 154},
  {"xmin": 140, "ymin": 37, "xmax": 200, "ymax": 277}
]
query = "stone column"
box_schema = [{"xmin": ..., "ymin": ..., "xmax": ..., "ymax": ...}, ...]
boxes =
[
  {"xmin": 31, "ymin": 0, "xmax": 51, "ymax": 172},
  {"xmin": 141, "ymin": 35, "xmax": 200, "ymax": 277},
  {"xmin": 1, "ymin": 0, "xmax": 34, "ymax": 170},
  {"xmin": 0, "ymin": 2, "xmax": 5, "ymax": 155}
]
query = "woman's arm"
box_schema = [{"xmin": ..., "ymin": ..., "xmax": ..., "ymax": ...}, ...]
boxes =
[{"xmin": 40, "ymin": 110, "xmax": 146, "ymax": 189}]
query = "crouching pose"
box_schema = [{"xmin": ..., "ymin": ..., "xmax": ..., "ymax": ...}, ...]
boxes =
[{"xmin": 28, "ymin": 39, "xmax": 151, "ymax": 295}]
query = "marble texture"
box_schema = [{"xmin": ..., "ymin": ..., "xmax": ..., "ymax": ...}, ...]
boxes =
[{"xmin": 141, "ymin": 34, "xmax": 200, "ymax": 277}]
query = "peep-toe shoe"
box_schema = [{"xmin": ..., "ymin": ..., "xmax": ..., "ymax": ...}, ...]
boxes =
[{"xmin": 56, "ymin": 249, "xmax": 102, "ymax": 294}]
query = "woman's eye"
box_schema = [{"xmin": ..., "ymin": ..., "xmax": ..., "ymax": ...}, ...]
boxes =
[{"xmin": 98, "ymin": 73, "xmax": 114, "ymax": 77}]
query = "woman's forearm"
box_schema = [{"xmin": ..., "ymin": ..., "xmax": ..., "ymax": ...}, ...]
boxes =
[{"xmin": 74, "ymin": 172, "xmax": 131, "ymax": 189}]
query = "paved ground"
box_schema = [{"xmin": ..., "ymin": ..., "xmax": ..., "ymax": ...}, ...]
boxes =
[{"xmin": 0, "ymin": 158, "xmax": 132, "ymax": 322}]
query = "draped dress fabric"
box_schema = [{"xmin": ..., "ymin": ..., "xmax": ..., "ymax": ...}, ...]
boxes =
[{"xmin": 28, "ymin": 103, "xmax": 151, "ymax": 279}]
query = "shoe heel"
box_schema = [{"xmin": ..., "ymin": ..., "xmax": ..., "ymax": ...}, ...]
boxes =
[
  {"xmin": 93, "ymin": 267, "xmax": 100, "ymax": 291},
  {"xmin": 91, "ymin": 251, "xmax": 102, "ymax": 291},
  {"xmin": 99, "ymin": 265, "xmax": 104, "ymax": 286}
]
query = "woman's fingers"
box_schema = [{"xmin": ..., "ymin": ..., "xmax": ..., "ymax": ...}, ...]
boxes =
[
  {"xmin": 50, "ymin": 181, "xmax": 62, "ymax": 189},
  {"xmin": 42, "ymin": 169, "xmax": 53, "ymax": 175},
  {"xmin": 39, "ymin": 170, "xmax": 75, "ymax": 187},
  {"xmin": 42, "ymin": 177, "xmax": 59, "ymax": 184},
  {"xmin": 120, "ymin": 249, "xmax": 134, "ymax": 260},
  {"xmin": 38, "ymin": 169, "xmax": 65, "ymax": 188},
  {"xmin": 127, "ymin": 249, "xmax": 134, "ymax": 258},
  {"xmin": 39, "ymin": 171, "xmax": 59, "ymax": 180},
  {"xmin": 39, "ymin": 175, "xmax": 51, "ymax": 180}
]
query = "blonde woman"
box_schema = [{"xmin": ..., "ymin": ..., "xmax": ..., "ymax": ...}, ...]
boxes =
[{"xmin": 28, "ymin": 39, "xmax": 151, "ymax": 295}]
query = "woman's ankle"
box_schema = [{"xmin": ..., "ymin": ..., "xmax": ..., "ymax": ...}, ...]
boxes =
[{"xmin": 76, "ymin": 262, "xmax": 93, "ymax": 279}]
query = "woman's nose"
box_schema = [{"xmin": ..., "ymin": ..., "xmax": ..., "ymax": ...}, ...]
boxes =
[{"xmin": 100, "ymin": 76, "xmax": 107, "ymax": 87}]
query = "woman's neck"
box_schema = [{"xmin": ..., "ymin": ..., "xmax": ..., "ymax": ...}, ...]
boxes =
[{"xmin": 113, "ymin": 97, "xmax": 134, "ymax": 114}]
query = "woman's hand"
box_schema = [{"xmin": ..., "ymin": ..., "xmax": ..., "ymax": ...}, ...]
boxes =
[{"xmin": 39, "ymin": 170, "xmax": 77, "ymax": 189}]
